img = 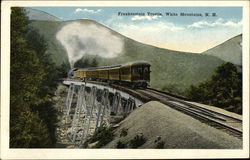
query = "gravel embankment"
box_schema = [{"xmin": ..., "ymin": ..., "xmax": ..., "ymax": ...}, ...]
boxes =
[{"xmin": 104, "ymin": 101, "xmax": 242, "ymax": 149}]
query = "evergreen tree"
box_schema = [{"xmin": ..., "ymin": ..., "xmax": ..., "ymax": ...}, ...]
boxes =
[
  {"xmin": 10, "ymin": 7, "xmax": 59, "ymax": 147},
  {"xmin": 10, "ymin": 105, "xmax": 51, "ymax": 148},
  {"xmin": 10, "ymin": 7, "xmax": 52, "ymax": 147},
  {"xmin": 26, "ymin": 27, "xmax": 58, "ymax": 97},
  {"xmin": 57, "ymin": 61, "xmax": 71, "ymax": 78},
  {"xmin": 91, "ymin": 57, "xmax": 98, "ymax": 67},
  {"xmin": 73, "ymin": 57, "xmax": 99, "ymax": 68},
  {"xmin": 185, "ymin": 62, "xmax": 242, "ymax": 114},
  {"xmin": 74, "ymin": 58, "xmax": 90, "ymax": 68},
  {"xmin": 27, "ymin": 30, "xmax": 59, "ymax": 146}
]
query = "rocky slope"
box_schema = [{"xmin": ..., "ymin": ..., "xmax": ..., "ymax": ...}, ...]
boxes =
[{"xmin": 104, "ymin": 101, "xmax": 242, "ymax": 149}]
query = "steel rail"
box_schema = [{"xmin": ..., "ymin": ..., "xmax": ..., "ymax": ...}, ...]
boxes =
[
  {"xmin": 146, "ymin": 87, "xmax": 242, "ymax": 122},
  {"xmin": 140, "ymin": 88, "xmax": 242, "ymax": 138}
]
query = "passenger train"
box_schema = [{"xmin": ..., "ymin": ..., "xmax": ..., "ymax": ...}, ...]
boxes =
[{"xmin": 69, "ymin": 61, "xmax": 151, "ymax": 88}]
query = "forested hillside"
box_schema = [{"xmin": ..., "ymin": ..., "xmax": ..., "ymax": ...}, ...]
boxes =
[
  {"xmin": 185, "ymin": 62, "xmax": 242, "ymax": 114},
  {"xmin": 10, "ymin": 7, "xmax": 65, "ymax": 147}
]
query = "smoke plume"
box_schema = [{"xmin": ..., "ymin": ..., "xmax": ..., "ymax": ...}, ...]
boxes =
[{"xmin": 56, "ymin": 21, "xmax": 124, "ymax": 67}]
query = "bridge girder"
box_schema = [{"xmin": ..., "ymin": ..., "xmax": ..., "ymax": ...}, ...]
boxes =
[{"xmin": 63, "ymin": 80, "xmax": 142, "ymax": 147}]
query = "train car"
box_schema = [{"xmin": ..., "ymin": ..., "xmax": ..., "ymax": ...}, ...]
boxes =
[
  {"xmin": 75, "ymin": 68, "xmax": 99, "ymax": 80},
  {"xmin": 120, "ymin": 61, "xmax": 151, "ymax": 87},
  {"xmin": 71, "ymin": 61, "xmax": 151, "ymax": 88},
  {"xmin": 74, "ymin": 69, "xmax": 86, "ymax": 79},
  {"xmin": 108, "ymin": 66, "xmax": 120, "ymax": 81},
  {"xmin": 86, "ymin": 69, "xmax": 99, "ymax": 80},
  {"xmin": 98, "ymin": 68, "xmax": 109, "ymax": 80}
]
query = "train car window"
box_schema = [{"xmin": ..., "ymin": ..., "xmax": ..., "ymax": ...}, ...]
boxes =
[
  {"xmin": 132, "ymin": 67, "xmax": 143, "ymax": 75},
  {"xmin": 138, "ymin": 67, "xmax": 142, "ymax": 74},
  {"xmin": 132, "ymin": 68, "xmax": 138, "ymax": 74},
  {"xmin": 132, "ymin": 68, "xmax": 136, "ymax": 74}
]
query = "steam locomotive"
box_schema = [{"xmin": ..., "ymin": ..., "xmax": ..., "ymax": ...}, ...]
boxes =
[{"xmin": 69, "ymin": 61, "xmax": 151, "ymax": 88}]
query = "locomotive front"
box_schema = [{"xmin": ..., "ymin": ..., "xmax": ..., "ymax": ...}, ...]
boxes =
[{"xmin": 68, "ymin": 68, "xmax": 78, "ymax": 78}]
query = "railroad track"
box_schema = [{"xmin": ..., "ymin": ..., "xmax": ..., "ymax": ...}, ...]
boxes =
[
  {"xmin": 64, "ymin": 79, "xmax": 242, "ymax": 138},
  {"xmin": 136, "ymin": 87, "xmax": 242, "ymax": 139}
]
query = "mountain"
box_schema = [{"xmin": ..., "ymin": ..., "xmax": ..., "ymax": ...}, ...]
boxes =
[
  {"xmin": 25, "ymin": 11, "xmax": 225, "ymax": 95},
  {"xmin": 24, "ymin": 8, "xmax": 63, "ymax": 21},
  {"xmin": 203, "ymin": 34, "xmax": 242, "ymax": 66}
]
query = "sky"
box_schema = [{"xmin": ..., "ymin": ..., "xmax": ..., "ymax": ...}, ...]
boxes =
[{"xmin": 30, "ymin": 7, "xmax": 242, "ymax": 53}]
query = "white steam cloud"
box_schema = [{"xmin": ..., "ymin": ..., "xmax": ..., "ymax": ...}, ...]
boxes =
[{"xmin": 56, "ymin": 21, "xmax": 124, "ymax": 67}]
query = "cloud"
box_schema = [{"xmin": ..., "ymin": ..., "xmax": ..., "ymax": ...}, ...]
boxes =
[
  {"xmin": 108, "ymin": 18, "xmax": 241, "ymax": 53},
  {"xmin": 131, "ymin": 15, "xmax": 161, "ymax": 21},
  {"xmin": 157, "ymin": 22, "xmax": 184, "ymax": 32},
  {"xmin": 74, "ymin": 8, "xmax": 102, "ymax": 14},
  {"xmin": 114, "ymin": 21, "xmax": 184, "ymax": 32},
  {"xmin": 108, "ymin": 21, "xmax": 185, "ymax": 53},
  {"xmin": 188, "ymin": 18, "xmax": 242, "ymax": 29}
]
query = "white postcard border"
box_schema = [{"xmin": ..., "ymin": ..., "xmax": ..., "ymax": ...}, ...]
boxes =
[{"xmin": 1, "ymin": 1, "xmax": 249, "ymax": 159}]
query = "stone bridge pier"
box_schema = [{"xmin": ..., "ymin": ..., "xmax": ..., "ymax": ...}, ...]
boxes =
[{"xmin": 63, "ymin": 81, "xmax": 143, "ymax": 146}]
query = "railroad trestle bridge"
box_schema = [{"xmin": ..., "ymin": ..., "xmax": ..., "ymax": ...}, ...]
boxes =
[
  {"xmin": 63, "ymin": 79, "xmax": 145, "ymax": 146},
  {"xmin": 62, "ymin": 79, "xmax": 242, "ymax": 147}
]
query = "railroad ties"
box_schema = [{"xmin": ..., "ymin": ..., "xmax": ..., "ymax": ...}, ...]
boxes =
[{"xmin": 63, "ymin": 81, "xmax": 139, "ymax": 147}]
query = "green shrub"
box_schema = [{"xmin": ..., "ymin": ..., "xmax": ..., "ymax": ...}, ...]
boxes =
[
  {"xmin": 156, "ymin": 141, "xmax": 165, "ymax": 149},
  {"xmin": 89, "ymin": 125, "xmax": 115, "ymax": 148},
  {"xmin": 116, "ymin": 140, "xmax": 127, "ymax": 148},
  {"xmin": 154, "ymin": 136, "xmax": 161, "ymax": 143},
  {"xmin": 120, "ymin": 128, "xmax": 128, "ymax": 137},
  {"xmin": 129, "ymin": 134, "xmax": 147, "ymax": 148}
]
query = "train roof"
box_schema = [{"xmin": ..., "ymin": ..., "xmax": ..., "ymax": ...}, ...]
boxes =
[
  {"xmin": 75, "ymin": 60, "xmax": 150, "ymax": 71},
  {"xmin": 121, "ymin": 60, "xmax": 151, "ymax": 67}
]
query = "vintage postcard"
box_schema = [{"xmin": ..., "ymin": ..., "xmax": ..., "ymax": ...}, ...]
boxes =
[{"xmin": 1, "ymin": 0, "xmax": 249, "ymax": 159}]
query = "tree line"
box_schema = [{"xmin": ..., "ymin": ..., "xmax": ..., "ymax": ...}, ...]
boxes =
[
  {"xmin": 73, "ymin": 57, "xmax": 98, "ymax": 68},
  {"xmin": 10, "ymin": 7, "xmax": 69, "ymax": 147},
  {"xmin": 185, "ymin": 62, "xmax": 242, "ymax": 114}
]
